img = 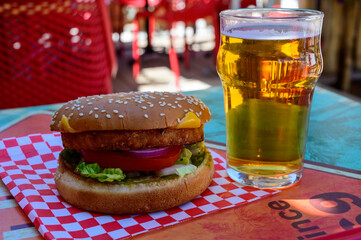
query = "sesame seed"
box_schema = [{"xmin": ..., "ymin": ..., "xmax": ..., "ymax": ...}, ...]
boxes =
[
  {"xmin": 94, "ymin": 107, "xmax": 99, "ymax": 110},
  {"xmin": 184, "ymin": 109, "xmax": 188, "ymax": 112},
  {"xmin": 171, "ymin": 106, "xmax": 176, "ymax": 109},
  {"xmin": 65, "ymin": 106, "xmax": 69, "ymax": 110},
  {"xmin": 87, "ymin": 102, "xmax": 93, "ymax": 105},
  {"xmin": 101, "ymin": 110, "xmax": 106, "ymax": 113},
  {"xmin": 89, "ymin": 110, "xmax": 93, "ymax": 115},
  {"xmin": 177, "ymin": 118, "xmax": 181, "ymax": 123},
  {"xmin": 178, "ymin": 104, "xmax": 182, "ymax": 108},
  {"xmin": 81, "ymin": 105, "xmax": 84, "ymax": 109},
  {"xmin": 69, "ymin": 113, "xmax": 74, "ymax": 117},
  {"xmin": 94, "ymin": 114, "xmax": 98, "ymax": 118},
  {"xmin": 77, "ymin": 107, "xmax": 80, "ymax": 110},
  {"xmin": 141, "ymin": 106, "xmax": 147, "ymax": 110},
  {"xmin": 79, "ymin": 113, "xmax": 84, "ymax": 117},
  {"xmin": 167, "ymin": 103, "xmax": 172, "ymax": 106},
  {"xmin": 161, "ymin": 97, "xmax": 165, "ymax": 100},
  {"xmin": 118, "ymin": 115, "xmax": 124, "ymax": 118},
  {"xmin": 71, "ymin": 106, "xmax": 75, "ymax": 110},
  {"xmin": 124, "ymin": 101, "xmax": 128, "ymax": 104},
  {"xmin": 113, "ymin": 110, "xmax": 118, "ymax": 113},
  {"xmin": 160, "ymin": 113, "xmax": 165, "ymax": 116},
  {"xmin": 174, "ymin": 101, "xmax": 178, "ymax": 103},
  {"xmin": 144, "ymin": 114, "xmax": 149, "ymax": 118},
  {"xmin": 149, "ymin": 104, "xmax": 154, "ymax": 107},
  {"xmin": 106, "ymin": 114, "xmax": 111, "ymax": 119}
]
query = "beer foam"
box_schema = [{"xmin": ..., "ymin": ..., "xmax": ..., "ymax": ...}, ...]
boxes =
[{"xmin": 222, "ymin": 24, "xmax": 320, "ymax": 40}]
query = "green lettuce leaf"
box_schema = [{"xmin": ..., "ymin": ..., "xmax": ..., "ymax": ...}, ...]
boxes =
[
  {"xmin": 176, "ymin": 164, "xmax": 197, "ymax": 178},
  {"xmin": 75, "ymin": 162, "xmax": 126, "ymax": 182}
]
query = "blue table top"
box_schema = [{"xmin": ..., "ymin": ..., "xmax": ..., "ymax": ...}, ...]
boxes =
[
  {"xmin": 0, "ymin": 85, "xmax": 360, "ymax": 171},
  {"xmin": 187, "ymin": 85, "xmax": 361, "ymax": 171}
]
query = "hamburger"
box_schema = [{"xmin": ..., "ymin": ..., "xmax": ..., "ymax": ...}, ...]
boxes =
[{"xmin": 50, "ymin": 91, "xmax": 213, "ymax": 214}]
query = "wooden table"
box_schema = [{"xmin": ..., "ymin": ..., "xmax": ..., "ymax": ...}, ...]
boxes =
[{"xmin": 0, "ymin": 85, "xmax": 361, "ymax": 240}]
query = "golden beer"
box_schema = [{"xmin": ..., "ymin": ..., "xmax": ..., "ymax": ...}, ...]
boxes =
[{"xmin": 217, "ymin": 25, "xmax": 323, "ymax": 182}]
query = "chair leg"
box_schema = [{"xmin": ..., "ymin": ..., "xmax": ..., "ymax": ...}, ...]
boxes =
[
  {"xmin": 169, "ymin": 46, "xmax": 180, "ymax": 91},
  {"xmin": 118, "ymin": 3, "xmax": 125, "ymax": 57},
  {"xmin": 149, "ymin": 16, "xmax": 156, "ymax": 48},
  {"xmin": 183, "ymin": 24, "xmax": 190, "ymax": 69},
  {"xmin": 168, "ymin": 24, "xmax": 181, "ymax": 91},
  {"xmin": 184, "ymin": 42, "xmax": 190, "ymax": 69},
  {"xmin": 132, "ymin": 18, "xmax": 140, "ymax": 79}
]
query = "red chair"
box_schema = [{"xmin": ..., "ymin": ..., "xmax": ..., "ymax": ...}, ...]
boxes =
[
  {"xmin": 132, "ymin": 0, "xmax": 228, "ymax": 90},
  {"xmin": 111, "ymin": 0, "xmax": 161, "ymax": 55},
  {"xmin": 0, "ymin": 0, "xmax": 117, "ymax": 109}
]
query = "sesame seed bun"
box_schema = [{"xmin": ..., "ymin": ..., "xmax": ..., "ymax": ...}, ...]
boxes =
[
  {"xmin": 50, "ymin": 92, "xmax": 211, "ymax": 132},
  {"xmin": 54, "ymin": 149, "xmax": 214, "ymax": 214}
]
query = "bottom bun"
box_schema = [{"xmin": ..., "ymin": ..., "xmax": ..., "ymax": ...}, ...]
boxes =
[{"xmin": 55, "ymin": 149, "xmax": 214, "ymax": 214}]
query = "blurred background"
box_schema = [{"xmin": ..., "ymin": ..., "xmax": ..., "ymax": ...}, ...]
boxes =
[
  {"xmin": 109, "ymin": 0, "xmax": 361, "ymax": 97},
  {"xmin": 0, "ymin": 0, "xmax": 360, "ymax": 109}
]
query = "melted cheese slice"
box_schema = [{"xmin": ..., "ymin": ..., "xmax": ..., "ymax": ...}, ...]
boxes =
[
  {"xmin": 59, "ymin": 116, "xmax": 77, "ymax": 133},
  {"xmin": 176, "ymin": 112, "xmax": 201, "ymax": 129}
]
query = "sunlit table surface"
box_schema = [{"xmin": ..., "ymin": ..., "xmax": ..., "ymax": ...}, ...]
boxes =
[
  {"xmin": 0, "ymin": 84, "xmax": 361, "ymax": 240},
  {"xmin": 190, "ymin": 85, "xmax": 361, "ymax": 172}
]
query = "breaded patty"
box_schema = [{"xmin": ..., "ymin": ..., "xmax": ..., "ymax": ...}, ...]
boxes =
[{"xmin": 61, "ymin": 126, "xmax": 204, "ymax": 151}]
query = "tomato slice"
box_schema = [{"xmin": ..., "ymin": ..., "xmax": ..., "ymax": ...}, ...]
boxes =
[{"xmin": 80, "ymin": 146, "xmax": 183, "ymax": 171}]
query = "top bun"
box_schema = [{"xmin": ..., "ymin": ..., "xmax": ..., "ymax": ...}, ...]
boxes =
[{"xmin": 50, "ymin": 92, "xmax": 211, "ymax": 132}]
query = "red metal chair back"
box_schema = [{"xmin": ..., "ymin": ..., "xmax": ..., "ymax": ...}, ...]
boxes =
[
  {"xmin": 114, "ymin": 0, "xmax": 161, "ymax": 7},
  {"xmin": 0, "ymin": 0, "xmax": 116, "ymax": 109},
  {"xmin": 114, "ymin": 0, "xmax": 145, "ymax": 8}
]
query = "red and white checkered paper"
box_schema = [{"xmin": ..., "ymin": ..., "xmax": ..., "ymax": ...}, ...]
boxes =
[{"xmin": 0, "ymin": 133, "xmax": 279, "ymax": 239}]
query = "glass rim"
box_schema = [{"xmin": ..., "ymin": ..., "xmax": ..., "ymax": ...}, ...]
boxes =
[{"xmin": 220, "ymin": 8, "xmax": 324, "ymax": 21}]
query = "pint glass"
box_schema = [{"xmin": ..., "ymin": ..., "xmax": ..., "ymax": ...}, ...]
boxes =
[{"xmin": 217, "ymin": 9, "xmax": 324, "ymax": 189}]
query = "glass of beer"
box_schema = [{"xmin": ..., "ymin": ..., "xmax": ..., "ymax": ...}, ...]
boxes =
[{"xmin": 217, "ymin": 8, "xmax": 324, "ymax": 189}]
